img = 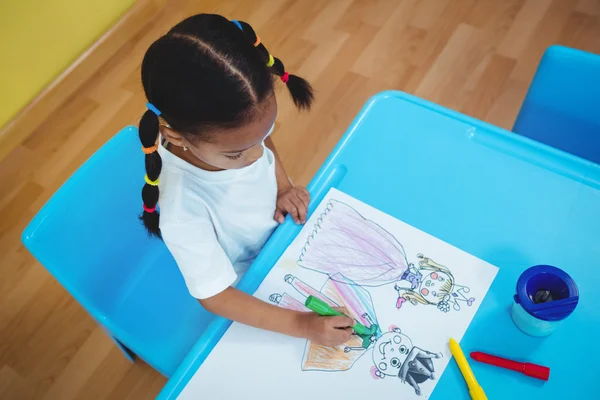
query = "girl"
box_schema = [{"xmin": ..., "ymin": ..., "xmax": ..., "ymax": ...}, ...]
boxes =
[{"xmin": 138, "ymin": 14, "xmax": 353, "ymax": 347}]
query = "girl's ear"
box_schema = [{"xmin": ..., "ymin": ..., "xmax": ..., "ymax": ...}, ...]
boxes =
[{"xmin": 160, "ymin": 125, "xmax": 187, "ymax": 147}]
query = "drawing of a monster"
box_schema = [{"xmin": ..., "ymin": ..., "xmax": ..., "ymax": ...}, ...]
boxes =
[{"xmin": 365, "ymin": 326, "xmax": 442, "ymax": 396}]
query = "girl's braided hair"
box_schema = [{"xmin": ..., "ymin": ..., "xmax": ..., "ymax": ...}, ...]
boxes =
[{"xmin": 139, "ymin": 14, "xmax": 314, "ymax": 237}]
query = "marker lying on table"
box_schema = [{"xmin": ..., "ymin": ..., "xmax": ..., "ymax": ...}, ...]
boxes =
[
  {"xmin": 471, "ymin": 351, "xmax": 550, "ymax": 381},
  {"xmin": 449, "ymin": 338, "xmax": 487, "ymax": 400},
  {"xmin": 304, "ymin": 295, "xmax": 378, "ymax": 348}
]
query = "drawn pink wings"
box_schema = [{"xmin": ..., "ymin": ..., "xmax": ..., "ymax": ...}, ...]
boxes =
[
  {"xmin": 276, "ymin": 273, "xmax": 377, "ymax": 328},
  {"xmin": 321, "ymin": 273, "xmax": 378, "ymax": 329},
  {"xmin": 275, "ymin": 274, "xmax": 379, "ymax": 372},
  {"xmin": 298, "ymin": 199, "xmax": 409, "ymax": 286}
]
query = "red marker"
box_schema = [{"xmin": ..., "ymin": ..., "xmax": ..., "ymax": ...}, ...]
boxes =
[{"xmin": 470, "ymin": 352, "xmax": 550, "ymax": 381}]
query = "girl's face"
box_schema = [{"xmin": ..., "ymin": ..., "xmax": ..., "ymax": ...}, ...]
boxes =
[
  {"xmin": 163, "ymin": 95, "xmax": 278, "ymax": 170},
  {"xmin": 419, "ymin": 271, "xmax": 450, "ymax": 303}
]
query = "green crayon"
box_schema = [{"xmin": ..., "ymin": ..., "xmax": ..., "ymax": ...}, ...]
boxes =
[{"xmin": 304, "ymin": 295, "xmax": 377, "ymax": 337}]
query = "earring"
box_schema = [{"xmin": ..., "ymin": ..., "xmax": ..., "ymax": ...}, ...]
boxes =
[{"xmin": 183, "ymin": 146, "xmax": 188, "ymax": 151}]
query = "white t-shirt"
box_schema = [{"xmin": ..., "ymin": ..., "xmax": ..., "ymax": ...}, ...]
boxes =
[{"xmin": 157, "ymin": 135, "xmax": 279, "ymax": 299}]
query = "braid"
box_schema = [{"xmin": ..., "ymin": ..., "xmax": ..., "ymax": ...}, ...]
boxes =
[
  {"xmin": 235, "ymin": 20, "xmax": 314, "ymax": 110},
  {"xmin": 139, "ymin": 109, "xmax": 162, "ymax": 238}
]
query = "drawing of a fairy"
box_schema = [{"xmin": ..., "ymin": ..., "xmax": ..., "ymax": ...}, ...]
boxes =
[
  {"xmin": 269, "ymin": 273, "xmax": 442, "ymax": 396},
  {"xmin": 298, "ymin": 199, "xmax": 475, "ymax": 312}
]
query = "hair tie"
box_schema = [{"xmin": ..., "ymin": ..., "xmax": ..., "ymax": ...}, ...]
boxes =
[
  {"xmin": 280, "ymin": 72, "xmax": 289, "ymax": 83},
  {"xmin": 142, "ymin": 144, "xmax": 158, "ymax": 154},
  {"xmin": 266, "ymin": 54, "xmax": 275, "ymax": 67},
  {"xmin": 143, "ymin": 204, "xmax": 156, "ymax": 213},
  {"xmin": 253, "ymin": 36, "xmax": 261, "ymax": 47},
  {"xmin": 144, "ymin": 174, "xmax": 160, "ymax": 186},
  {"xmin": 146, "ymin": 102, "xmax": 162, "ymax": 116},
  {"xmin": 232, "ymin": 20, "xmax": 243, "ymax": 30}
]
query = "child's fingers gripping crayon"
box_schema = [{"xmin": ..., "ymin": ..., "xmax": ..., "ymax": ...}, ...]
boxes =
[
  {"xmin": 299, "ymin": 311, "xmax": 354, "ymax": 347},
  {"xmin": 304, "ymin": 295, "xmax": 377, "ymax": 336},
  {"xmin": 333, "ymin": 306, "xmax": 350, "ymax": 316}
]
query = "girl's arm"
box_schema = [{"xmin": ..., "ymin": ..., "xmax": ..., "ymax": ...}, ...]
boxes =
[
  {"xmin": 200, "ymin": 287, "xmax": 353, "ymax": 346},
  {"xmin": 264, "ymin": 137, "xmax": 310, "ymax": 224}
]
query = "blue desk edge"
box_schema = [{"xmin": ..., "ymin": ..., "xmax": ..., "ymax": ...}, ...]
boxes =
[{"xmin": 156, "ymin": 90, "xmax": 600, "ymax": 399}]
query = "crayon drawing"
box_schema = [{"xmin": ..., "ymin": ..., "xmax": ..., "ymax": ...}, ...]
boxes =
[
  {"xmin": 270, "ymin": 274, "xmax": 442, "ymax": 396},
  {"xmin": 269, "ymin": 273, "xmax": 380, "ymax": 372},
  {"xmin": 298, "ymin": 200, "xmax": 474, "ymax": 313},
  {"xmin": 178, "ymin": 188, "xmax": 499, "ymax": 400},
  {"xmin": 395, "ymin": 253, "xmax": 475, "ymax": 312}
]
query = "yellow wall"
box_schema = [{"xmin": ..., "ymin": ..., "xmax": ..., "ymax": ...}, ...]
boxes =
[{"xmin": 0, "ymin": 0, "xmax": 136, "ymax": 128}]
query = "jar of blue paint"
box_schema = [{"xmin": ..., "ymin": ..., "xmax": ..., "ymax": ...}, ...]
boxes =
[{"xmin": 511, "ymin": 265, "xmax": 579, "ymax": 337}]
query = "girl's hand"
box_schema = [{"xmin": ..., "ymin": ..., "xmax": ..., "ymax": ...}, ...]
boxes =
[
  {"xmin": 275, "ymin": 186, "xmax": 310, "ymax": 224},
  {"xmin": 298, "ymin": 311, "xmax": 354, "ymax": 347}
]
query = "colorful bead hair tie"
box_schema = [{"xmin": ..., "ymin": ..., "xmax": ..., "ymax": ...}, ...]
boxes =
[
  {"xmin": 280, "ymin": 72, "xmax": 289, "ymax": 83},
  {"xmin": 232, "ymin": 20, "xmax": 243, "ymax": 30},
  {"xmin": 143, "ymin": 204, "xmax": 156, "ymax": 213},
  {"xmin": 253, "ymin": 36, "xmax": 261, "ymax": 47},
  {"xmin": 146, "ymin": 102, "xmax": 161, "ymax": 116},
  {"xmin": 266, "ymin": 54, "xmax": 275, "ymax": 67},
  {"xmin": 144, "ymin": 174, "xmax": 160, "ymax": 186},
  {"xmin": 142, "ymin": 144, "xmax": 158, "ymax": 154}
]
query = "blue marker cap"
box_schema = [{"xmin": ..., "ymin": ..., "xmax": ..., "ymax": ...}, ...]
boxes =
[{"xmin": 514, "ymin": 265, "xmax": 579, "ymax": 321}]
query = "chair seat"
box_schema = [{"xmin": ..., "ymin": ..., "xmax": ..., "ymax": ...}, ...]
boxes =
[
  {"xmin": 22, "ymin": 126, "xmax": 215, "ymax": 378},
  {"xmin": 513, "ymin": 45, "xmax": 600, "ymax": 164},
  {"xmin": 101, "ymin": 247, "xmax": 215, "ymax": 377},
  {"xmin": 512, "ymin": 105, "xmax": 600, "ymax": 163}
]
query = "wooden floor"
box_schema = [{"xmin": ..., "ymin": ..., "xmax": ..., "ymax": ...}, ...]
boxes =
[{"xmin": 1, "ymin": 0, "xmax": 599, "ymax": 399}]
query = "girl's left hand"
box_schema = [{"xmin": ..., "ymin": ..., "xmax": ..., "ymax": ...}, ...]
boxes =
[{"xmin": 275, "ymin": 186, "xmax": 310, "ymax": 224}]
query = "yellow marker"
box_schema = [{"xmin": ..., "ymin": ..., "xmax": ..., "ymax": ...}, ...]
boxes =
[{"xmin": 449, "ymin": 338, "xmax": 488, "ymax": 400}]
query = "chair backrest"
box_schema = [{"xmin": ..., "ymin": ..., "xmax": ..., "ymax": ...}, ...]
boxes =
[
  {"xmin": 22, "ymin": 126, "xmax": 175, "ymax": 314},
  {"xmin": 513, "ymin": 45, "xmax": 600, "ymax": 164}
]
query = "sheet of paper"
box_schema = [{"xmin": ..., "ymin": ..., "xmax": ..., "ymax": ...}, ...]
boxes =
[{"xmin": 179, "ymin": 188, "xmax": 498, "ymax": 399}]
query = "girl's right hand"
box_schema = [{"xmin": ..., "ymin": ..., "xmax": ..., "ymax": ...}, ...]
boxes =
[{"xmin": 299, "ymin": 312, "xmax": 354, "ymax": 346}]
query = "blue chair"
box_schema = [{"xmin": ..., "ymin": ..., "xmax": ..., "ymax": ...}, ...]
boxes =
[
  {"xmin": 513, "ymin": 45, "xmax": 600, "ymax": 164},
  {"xmin": 22, "ymin": 126, "xmax": 214, "ymax": 377}
]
